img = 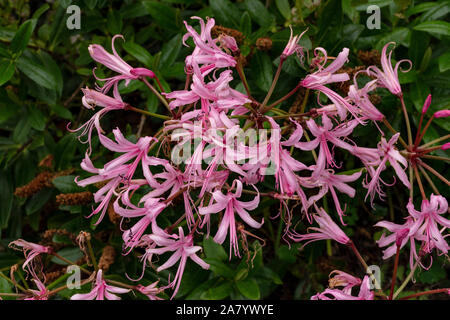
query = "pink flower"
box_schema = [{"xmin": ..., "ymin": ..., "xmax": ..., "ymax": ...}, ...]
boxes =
[
  {"xmin": 328, "ymin": 270, "xmax": 362, "ymax": 295},
  {"xmin": 8, "ymin": 240, "xmax": 52, "ymax": 275},
  {"xmin": 301, "ymin": 48, "xmax": 360, "ymax": 120},
  {"xmin": 289, "ymin": 206, "xmax": 350, "ymax": 245},
  {"xmin": 302, "ymin": 169, "xmax": 362, "ymax": 225},
  {"xmin": 407, "ymin": 195, "xmax": 450, "ymax": 257},
  {"xmin": 311, "ymin": 275, "xmax": 374, "ymax": 300},
  {"xmin": 348, "ymin": 79, "xmax": 384, "ymax": 121},
  {"xmin": 374, "ymin": 217, "xmax": 419, "ymax": 270},
  {"xmin": 70, "ymin": 270, "xmax": 130, "ymax": 300},
  {"xmin": 366, "ymin": 42, "xmax": 411, "ymax": 97},
  {"xmin": 364, "ymin": 133, "xmax": 410, "ymax": 205},
  {"xmin": 199, "ymin": 179, "xmax": 263, "ymax": 258},
  {"xmin": 182, "ymin": 17, "xmax": 236, "ymax": 72},
  {"xmin": 146, "ymin": 227, "xmax": 209, "ymax": 299},
  {"xmin": 295, "ymin": 114, "xmax": 358, "ymax": 178},
  {"xmin": 24, "ymin": 278, "xmax": 49, "ymax": 300},
  {"xmin": 89, "ymin": 35, "xmax": 155, "ymax": 97},
  {"xmin": 136, "ymin": 281, "xmax": 165, "ymax": 300},
  {"xmin": 68, "ymin": 88, "xmax": 126, "ymax": 154},
  {"xmin": 281, "ymin": 27, "xmax": 308, "ymax": 61},
  {"xmin": 114, "ymin": 191, "xmax": 167, "ymax": 253}
]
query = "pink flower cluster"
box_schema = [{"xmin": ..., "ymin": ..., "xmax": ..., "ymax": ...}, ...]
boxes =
[{"xmin": 16, "ymin": 16, "xmax": 444, "ymax": 300}]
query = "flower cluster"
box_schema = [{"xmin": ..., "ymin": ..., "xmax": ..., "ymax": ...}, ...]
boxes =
[{"xmin": 8, "ymin": 16, "xmax": 449, "ymax": 301}]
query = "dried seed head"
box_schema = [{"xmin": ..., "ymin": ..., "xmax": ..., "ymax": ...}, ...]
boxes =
[
  {"xmin": 14, "ymin": 171, "xmax": 54, "ymax": 198},
  {"xmin": 256, "ymin": 37, "xmax": 272, "ymax": 51},
  {"xmin": 211, "ymin": 25, "xmax": 244, "ymax": 45},
  {"xmin": 56, "ymin": 191, "xmax": 93, "ymax": 206},
  {"xmin": 98, "ymin": 245, "xmax": 116, "ymax": 272}
]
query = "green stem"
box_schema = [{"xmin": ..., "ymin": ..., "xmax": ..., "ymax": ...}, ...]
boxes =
[
  {"xmin": 126, "ymin": 106, "xmax": 171, "ymax": 120},
  {"xmin": 141, "ymin": 78, "xmax": 171, "ymax": 111},
  {"xmin": 399, "ymin": 95, "xmax": 413, "ymax": 147},
  {"xmin": 419, "ymin": 134, "xmax": 450, "ymax": 149},
  {"xmin": 382, "ymin": 118, "xmax": 408, "ymax": 149},
  {"xmin": 393, "ymin": 261, "xmax": 419, "ymax": 299},
  {"xmin": 86, "ymin": 237, "xmax": 98, "ymax": 272},
  {"xmin": 50, "ymin": 253, "xmax": 91, "ymax": 275},
  {"xmin": 0, "ymin": 272, "xmax": 27, "ymax": 293},
  {"xmin": 260, "ymin": 58, "xmax": 285, "ymax": 111},
  {"xmin": 265, "ymin": 82, "xmax": 303, "ymax": 112},
  {"xmin": 389, "ymin": 246, "xmax": 401, "ymax": 300}
]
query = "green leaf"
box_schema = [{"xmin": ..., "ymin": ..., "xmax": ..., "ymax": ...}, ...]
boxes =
[
  {"xmin": 51, "ymin": 248, "xmax": 84, "ymax": 265},
  {"xmin": 203, "ymin": 237, "xmax": 228, "ymax": 261},
  {"xmin": 52, "ymin": 175, "xmax": 81, "ymax": 193},
  {"xmin": 16, "ymin": 53, "xmax": 57, "ymax": 90},
  {"xmin": 27, "ymin": 106, "xmax": 46, "ymax": 131},
  {"xmin": 39, "ymin": 51, "xmax": 63, "ymax": 97},
  {"xmin": 204, "ymin": 258, "xmax": 235, "ymax": 278},
  {"xmin": 240, "ymin": 11, "xmax": 252, "ymax": 37},
  {"xmin": 413, "ymin": 21, "xmax": 450, "ymax": 37},
  {"xmin": 0, "ymin": 171, "xmax": 13, "ymax": 229},
  {"xmin": 0, "ymin": 59, "xmax": 15, "ymax": 86},
  {"xmin": 252, "ymin": 51, "xmax": 273, "ymax": 92},
  {"xmin": 143, "ymin": 1, "xmax": 180, "ymax": 33},
  {"xmin": 209, "ymin": 0, "xmax": 241, "ymax": 29},
  {"xmin": 107, "ymin": 10, "xmax": 123, "ymax": 35},
  {"xmin": 235, "ymin": 278, "xmax": 260, "ymax": 300},
  {"xmin": 438, "ymin": 52, "xmax": 450, "ymax": 72},
  {"xmin": 160, "ymin": 34, "xmax": 183, "ymax": 68},
  {"xmin": 201, "ymin": 282, "xmax": 232, "ymax": 300},
  {"xmin": 275, "ymin": 0, "xmax": 291, "ymax": 20},
  {"xmin": 54, "ymin": 134, "xmax": 78, "ymax": 170},
  {"xmin": 244, "ymin": 0, "xmax": 275, "ymax": 28},
  {"xmin": 25, "ymin": 188, "xmax": 54, "ymax": 216},
  {"xmin": 83, "ymin": 0, "xmax": 98, "ymax": 10},
  {"xmin": 10, "ymin": 20, "xmax": 35, "ymax": 54},
  {"xmin": 50, "ymin": 104, "xmax": 73, "ymax": 120},
  {"xmin": 122, "ymin": 42, "xmax": 153, "ymax": 67},
  {"xmin": 12, "ymin": 117, "xmax": 31, "ymax": 143}
]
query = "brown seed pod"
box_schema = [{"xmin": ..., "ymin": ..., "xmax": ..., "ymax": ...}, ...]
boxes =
[
  {"xmin": 211, "ymin": 25, "xmax": 244, "ymax": 45},
  {"xmin": 55, "ymin": 191, "xmax": 93, "ymax": 206},
  {"xmin": 256, "ymin": 37, "xmax": 272, "ymax": 51},
  {"xmin": 98, "ymin": 245, "xmax": 116, "ymax": 272}
]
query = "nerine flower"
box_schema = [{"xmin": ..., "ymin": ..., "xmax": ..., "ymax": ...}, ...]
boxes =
[
  {"xmin": 136, "ymin": 281, "xmax": 165, "ymax": 300},
  {"xmin": 199, "ymin": 179, "xmax": 263, "ymax": 258},
  {"xmin": 375, "ymin": 195, "xmax": 449, "ymax": 270},
  {"xmin": 328, "ymin": 270, "xmax": 362, "ymax": 295},
  {"xmin": 406, "ymin": 195, "xmax": 450, "ymax": 257},
  {"xmin": 295, "ymin": 114, "xmax": 358, "ymax": 178},
  {"xmin": 311, "ymin": 275, "xmax": 374, "ymax": 300},
  {"xmin": 89, "ymin": 35, "xmax": 155, "ymax": 98},
  {"xmin": 289, "ymin": 206, "xmax": 350, "ymax": 246},
  {"xmin": 363, "ymin": 133, "xmax": 410, "ymax": 205},
  {"xmin": 70, "ymin": 270, "xmax": 130, "ymax": 300},
  {"xmin": 281, "ymin": 26, "xmax": 308, "ymax": 61},
  {"xmin": 366, "ymin": 42, "xmax": 411, "ymax": 97},
  {"xmin": 68, "ymin": 88, "xmax": 126, "ymax": 154},
  {"xmin": 24, "ymin": 278, "xmax": 49, "ymax": 300},
  {"xmin": 301, "ymin": 47, "xmax": 360, "ymax": 120},
  {"xmin": 347, "ymin": 79, "xmax": 384, "ymax": 121},
  {"xmin": 302, "ymin": 169, "xmax": 362, "ymax": 225},
  {"xmin": 8, "ymin": 240, "xmax": 52, "ymax": 275},
  {"xmin": 146, "ymin": 227, "xmax": 209, "ymax": 299}
]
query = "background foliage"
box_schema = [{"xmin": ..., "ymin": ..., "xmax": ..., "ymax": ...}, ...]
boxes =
[{"xmin": 0, "ymin": 0, "xmax": 449, "ymax": 299}]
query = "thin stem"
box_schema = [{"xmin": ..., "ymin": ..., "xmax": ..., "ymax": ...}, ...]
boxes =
[
  {"xmin": 389, "ymin": 246, "xmax": 401, "ymax": 300},
  {"xmin": 418, "ymin": 165, "xmax": 440, "ymax": 195},
  {"xmin": 299, "ymin": 89, "xmax": 310, "ymax": 114},
  {"xmin": 0, "ymin": 292, "xmax": 25, "ymax": 297},
  {"xmin": 50, "ymin": 253, "xmax": 91, "ymax": 275},
  {"xmin": 421, "ymin": 154, "xmax": 450, "ymax": 162},
  {"xmin": 393, "ymin": 261, "xmax": 419, "ymax": 299},
  {"xmin": 382, "ymin": 118, "xmax": 408, "ymax": 149},
  {"xmin": 399, "ymin": 95, "xmax": 413, "ymax": 146},
  {"xmin": 419, "ymin": 134, "xmax": 450, "ymax": 149},
  {"xmin": 416, "ymin": 115, "xmax": 435, "ymax": 146},
  {"xmin": 413, "ymin": 111, "xmax": 425, "ymax": 147},
  {"xmin": 413, "ymin": 165, "xmax": 426, "ymax": 200},
  {"xmin": 419, "ymin": 161, "xmax": 450, "ymax": 186},
  {"xmin": 347, "ymin": 240, "xmax": 384, "ymax": 296},
  {"xmin": 236, "ymin": 58, "xmax": 253, "ymax": 100},
  {"xmin": 260, "ymin": 58, "xmax": 285, "ymax": 111},
  {"xmin": 141, "ymin": 78, "xmax": 171, "ymax": 111},
  {"xmin": 399, "ymin": 288, "xmax": 450, "ymax": 300},
  {"xmin": 86, "ymin": 236, "xmax": 98, "ymax": 272},
  {"xmin": 126, "ymin": 105, "xmax": 171, "ymax": 120},
  {"xmin": 0, "ymin": 272, "xmax": 27, "ymax": 293},
  {"xmin": 265, "ymin": 82, "xmax": 303, "ymax": 111}
]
